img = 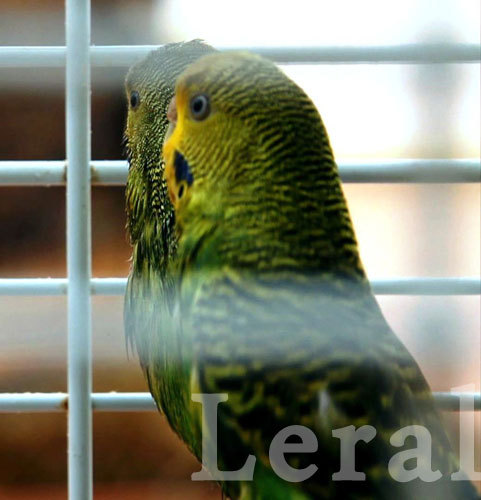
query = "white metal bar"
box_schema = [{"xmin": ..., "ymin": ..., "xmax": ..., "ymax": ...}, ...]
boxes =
[
  {"xmin": 0, "ymin": 392, "xmax": 478, "ymax": 413},
  {"xmin": 0, "ymin": 161, "xmax": 125, "ymax": 185},
  {"xmin": 0, "ymin": 161, "xmax": 65, "ymax": 185},
  {"xmin": 370, "ymin": 278, "xmax": 481, "ymax": 295},
  {"xmin": 434, "ymin": 393, "xmax": 481, "ymax": 412},
  {"xmin": 245, "ymin": 44, "xmax": 481, "ymax": 65},
  {"xmin": 90, "ymin": 160, "xmax": 127, "ymax": 184},
  {"xmin": 0, "ymin": 277, "xmax": 479, "ymax": 296},
  {"xmin": 338, "ymin": 159, "xmax": 481, "ymax": 183},
  {"xmin": 66, "ymin": 0, "xmax": 92, "ymax": 498},
  {"xmin": 91, "ymin": 392, "xmax": 157, "ymax": 411},
  {"xmin": 90, "ymin": 277, "xmax": 126, "ymax": 295},
  {"xmin": 0, "ymin": 46, "xmax": 66, "ymax": 67},
  {"xmin": 0, "ymin": 159, "xmax": 479, "ymax": 185},
  {"xmin": 0, "ymin": 278, "xmax": 67, "ymax": 295},
  {"xmin": 0, "ymin": 393, "xmax": 69, "ymax": 412},
  {"xmin": 0, "ymin": 44, "xmax": 479, "ymax": 68}
]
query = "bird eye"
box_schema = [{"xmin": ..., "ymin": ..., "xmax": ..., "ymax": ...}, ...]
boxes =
[
  {"xmin": 190, "ymin": 94, "xmax": 210, "ymax": 121},
  {"xmin": 130, "ymin": 91, "xmax": 140, "ymax": 109}
]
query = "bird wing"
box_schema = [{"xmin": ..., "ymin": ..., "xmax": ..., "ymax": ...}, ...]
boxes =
[{"xmin": 185, "ymin": 272, "xmax": 475, "ymax": 499}]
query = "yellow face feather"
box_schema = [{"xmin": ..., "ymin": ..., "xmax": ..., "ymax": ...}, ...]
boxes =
[
  {"xmin": 162, "ymin": 50, "xmax": 323, "ymax": 222},
  {"xmin": 163, "ymin": 91, "xmax": 186, "ymax": 209},
  {"xmin": 163, "ymin": 79, "xmax": 205, "ymax": 214}
]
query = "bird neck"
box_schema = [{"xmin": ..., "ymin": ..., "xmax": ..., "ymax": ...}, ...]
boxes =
[{"xmin": 179, "ymin": 155, "xmax": 367, "ymax": 285}]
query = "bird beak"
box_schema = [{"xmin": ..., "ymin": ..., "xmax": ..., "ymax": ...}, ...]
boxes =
[{"xmin": 164, "ymin": 92, "xmax": 193, "ymax": 210}]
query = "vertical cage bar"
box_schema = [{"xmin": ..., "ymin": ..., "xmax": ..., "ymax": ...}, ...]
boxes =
[{"xmin": 66, "ymin": 0, "xmax": 92, "ymax": 499}]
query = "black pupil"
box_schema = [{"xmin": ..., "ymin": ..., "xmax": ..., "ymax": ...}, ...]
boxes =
[
  {"xmin": 193, "ymin": 97, "xmax": 204, "ymax": 114},
  {"xmin": 178, "ymin": 185, "xmax": 184, "ymax": 199},
  {"xmin": 130, "ymin": 91, "xmax": 139, "ymax": 108}
]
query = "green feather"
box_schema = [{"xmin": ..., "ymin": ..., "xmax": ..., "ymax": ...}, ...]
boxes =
[
  {"xmin": 124, "ymin": 40, "xmax": 215, "ymax": 453},
  {"xmin": 126, "ymin": 49, "xmax": 479, "ymax": 499}
]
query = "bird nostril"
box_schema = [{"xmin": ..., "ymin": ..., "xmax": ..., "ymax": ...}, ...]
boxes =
[{"xmin": 178, "ymin": 184, "xmax": 184, "ymax": 199}]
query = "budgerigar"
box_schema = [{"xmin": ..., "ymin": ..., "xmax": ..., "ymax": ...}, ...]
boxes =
[
  {"xmin": 126, "ymin": 47, "xmax": 479, "ymax": 499},
  {"xmin": 123, "ymin": 40, "xmax": 215, "ymax": 449}
]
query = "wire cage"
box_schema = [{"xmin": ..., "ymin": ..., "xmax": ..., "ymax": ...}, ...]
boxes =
[{"xmin": 0, "ymin": 1, "xmax": 480, "ymax": 499}]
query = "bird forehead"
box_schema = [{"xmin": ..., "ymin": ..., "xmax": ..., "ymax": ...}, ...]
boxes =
[{"xmin": 178, "ymin": 55, "xmax": 286, "ymax": 106}]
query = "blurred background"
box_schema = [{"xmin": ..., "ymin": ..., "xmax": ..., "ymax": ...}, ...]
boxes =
[{"xmin": 0, "ymin": 0, "xmax": 479, "ymax": 498}]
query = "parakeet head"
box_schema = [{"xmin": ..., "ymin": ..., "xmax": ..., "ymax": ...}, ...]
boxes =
[
  {"xmin": 163, "ymin": 52, "xmax": 364, "ymax": 278},
  {"xmin": 163, "ymin": 52, "xmax": 323, "ymax": 212},
  {"xmin": 124, "ymin": 40, "xmax": 215, "ymax": 250}
]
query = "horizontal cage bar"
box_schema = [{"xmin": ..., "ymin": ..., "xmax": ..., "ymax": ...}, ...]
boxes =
[
  {"xmin": 0, "ymin": 44, "xmax": 480, "ymax": 68},
  {"xmin": 0, "ymin": 159, "xmax": 479, "ymax": 186},
  {"xmin": 0, "ymin": 161, "xmax": 125, "ymax": 186},
  {"xmin": 0, "ymin": 278, "xmax": 479, "ymax": 296},
  {"xmin": 0, "ymin": 392, "xmax": 478, "ymax": 413}
]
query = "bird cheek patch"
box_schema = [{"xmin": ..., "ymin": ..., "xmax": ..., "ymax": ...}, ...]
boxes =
[
  {"xmin": 164, "ymin": 150, "xmax": 194, "ymax": 208},
  {"xmin": 174, "ymin": 151, "xmax": 194, "ymax": 186}
]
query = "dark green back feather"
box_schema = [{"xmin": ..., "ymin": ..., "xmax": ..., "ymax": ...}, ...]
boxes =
[{"xmin": 170, "ymin": 53, "xmax": 478, "ymax": 499}]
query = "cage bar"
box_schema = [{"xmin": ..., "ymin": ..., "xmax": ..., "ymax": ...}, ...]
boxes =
[
  {"xmin": 0, "ymin": 277, "xmax": 479, "ymax": 296},
  {"xmin": 0, "ymin": 392, "xmax": 478, "ymax": 413},
  {"xmin": 65, "ymin": 0, "xmax": 92, "ymax": 498},
  {"xmin": 0, "ymin": 159, "xmax": 480, "ymax": 186},
  {"xmin": 0, "ymin": 43, "xmax": 480, "ymax": 68}
]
